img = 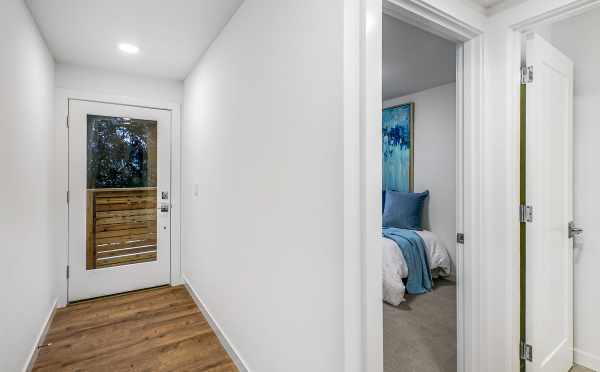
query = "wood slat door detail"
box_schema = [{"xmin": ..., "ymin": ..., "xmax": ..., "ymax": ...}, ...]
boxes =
[{"xmin": 87, "ymin": 187, "xmax": 157, "ymax": 269}]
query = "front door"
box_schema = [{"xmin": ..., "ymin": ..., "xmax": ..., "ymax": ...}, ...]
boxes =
[
  {"xmin": 525, "ymin": 33, "xmax": 574, "ymax": 372},
  {"xmin": 68, "ymin": 100, "xmax": 172, "ymax": 301}
]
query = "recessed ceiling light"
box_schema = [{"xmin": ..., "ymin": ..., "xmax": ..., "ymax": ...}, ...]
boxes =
[{"xmin": 118, "ymin": 43, "xmax": 139, "ymax": 54}]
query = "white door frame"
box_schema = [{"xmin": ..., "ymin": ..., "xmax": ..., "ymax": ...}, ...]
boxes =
[
  {"xmin": 344, "ymin": 1, "xmax": 484, "ymax": 371},
  {"xmin": 54, "ymin": 89, "xmax": 182, "ymax": 307}
]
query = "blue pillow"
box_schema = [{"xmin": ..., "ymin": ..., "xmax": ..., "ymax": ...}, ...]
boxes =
[{"xmin": 382, "ymin": 190, "xmax": 429, "ymax": 230}]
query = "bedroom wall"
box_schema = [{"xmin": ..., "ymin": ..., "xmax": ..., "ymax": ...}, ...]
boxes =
[
  {"xmin": 0, "ymin": 0, "xmax": 56, "ymax": 371},
  {"xmin": 383, "ymin": 82, "xmax": 457, "ymax": 269},
  {"xmin": 533, "ymin": 10, "xmax": 600, "ymax": 370},
  {"xmin": 182, "ymin": 0, "xmax": 344, "ymax": 371}
]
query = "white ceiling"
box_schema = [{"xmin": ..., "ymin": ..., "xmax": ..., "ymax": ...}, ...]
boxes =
[
  {"xmin": 472, "ymin": 0, "xmax": 506, "ymax": 6},
  {"xmin": 383, "ymin": 14, "xmax": 456, "ymax": 100},
  {"xmin": 26, "ymin": 0, "xmax": 244, "ymax": 80},
  {"xmin": 469, "ymin": 0, "xmax": 528, "ymax": 13}
]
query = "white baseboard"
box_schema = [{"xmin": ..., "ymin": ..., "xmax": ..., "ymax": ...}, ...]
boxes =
[
  {"xmin": 23, "ymin": 298, "xmax": 58, "ymax": 372},
  {"xmin": 182, "ymin": 275, "xmax": 250, "ymax": 372},
  {"xmin": 575, "ymin": 348, "xmax": 600, "ymax": 371}
]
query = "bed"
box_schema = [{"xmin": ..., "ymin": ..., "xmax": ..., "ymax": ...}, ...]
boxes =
[{"xmin": 382, "ymin": 229, "xmax": 451, "ymax": 306}]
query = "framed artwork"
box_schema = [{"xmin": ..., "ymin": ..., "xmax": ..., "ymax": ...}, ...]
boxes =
[{"xmin": 382, "ymin": 103, "xmax": 414, "ymax": 192}]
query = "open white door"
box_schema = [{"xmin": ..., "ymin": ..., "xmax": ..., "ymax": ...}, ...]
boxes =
[{"xmin": 525, "ymin": 34, "xmax": 574, "ymax": 372}]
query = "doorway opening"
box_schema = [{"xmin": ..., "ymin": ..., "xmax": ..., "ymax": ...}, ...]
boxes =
[{"xmin": 381, "ymin": 12, "xmax": 460, "ymax": 372}]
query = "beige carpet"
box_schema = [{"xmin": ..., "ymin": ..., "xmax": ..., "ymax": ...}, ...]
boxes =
[{"xmin": 384, "ymin": 279, "xmax": 456, "ymax": 372}]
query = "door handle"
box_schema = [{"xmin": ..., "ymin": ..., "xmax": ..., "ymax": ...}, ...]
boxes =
[
  {"xmin": 568, "ymin": 221, "xmax": 583, "ymax": 238},
  {"xmin": 159, "ymin": 203, "xmax": 169, "ymax": 213}
]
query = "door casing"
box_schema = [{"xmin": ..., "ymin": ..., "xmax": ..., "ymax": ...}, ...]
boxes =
[{"xmin": 350, "ymin": 1, "xmax": 485, "ymax": 371}]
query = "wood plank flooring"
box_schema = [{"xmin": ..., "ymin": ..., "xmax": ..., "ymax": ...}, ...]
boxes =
[{"xmin": 33, "ymin": 286, "xmax": 238, "ymax": 372}]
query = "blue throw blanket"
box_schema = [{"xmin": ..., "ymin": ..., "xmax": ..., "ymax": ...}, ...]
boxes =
[{"xmin": 383, "ymin": 227, "xmax": 432, "ymax": 294}]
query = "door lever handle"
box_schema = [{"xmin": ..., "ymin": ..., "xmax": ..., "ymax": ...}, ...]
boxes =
[
  {"xmin": 568, "ymin": 221, "xmax": 583, "ymax": 238},
  {"xmin": 158, "ymin": 203, "xmax": 169, "ymax": 213}
]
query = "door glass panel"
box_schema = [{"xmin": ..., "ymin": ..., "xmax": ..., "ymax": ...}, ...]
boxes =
[{"xmin": 86, "ymin": 115, "xmax": 158, "ymax": 270}]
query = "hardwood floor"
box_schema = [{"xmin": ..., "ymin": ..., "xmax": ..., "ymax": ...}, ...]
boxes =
[{"xmin": 33, "ymin": 286, "xmax": 238, "ymax": 372}]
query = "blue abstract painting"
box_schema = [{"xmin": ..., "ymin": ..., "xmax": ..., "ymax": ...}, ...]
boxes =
[{"xmin": 383, "ymin": 103, "xmax": 414, "ymax": 192}]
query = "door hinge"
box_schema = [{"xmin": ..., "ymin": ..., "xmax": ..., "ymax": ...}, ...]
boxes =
[
  {"xmin": 568, "ymin": 221, "xmax": 584, "ymax": 239},
  {"xmin": 66, "ymin": 190, "xmax": 70, "ymax": 204},
  {"xmin": 66, "ymin": 115, "xmax": 70, "ymax": 128},
  {"xmin": 520, "ymin": 204, "xmax": 533, "ymax": 223},
  {"xmin": 66, "ymin": 265, "xmax": 70, "ymax": 279},
  {"xmin": 521, "ymin": 65, "xmax": 533, "ymax": 84},
  {"xmin": 457, "ymin": 233, "xmax": 465, "ymax": 244},
  {"xmin": 520, "ymin": 340, "xmax": 533, "ymax": 362}
]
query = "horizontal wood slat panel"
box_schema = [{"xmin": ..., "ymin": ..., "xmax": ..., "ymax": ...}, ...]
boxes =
[
  {"xmin": 95, "ymin": 201, "xmax": 157, "ymax": 212},
  {"xmin": 96, "ymin": 246, "xmax": 158, "ymax": 259},
  {"xmin": 96, "ymin": 233, "xmax": 156, "ymax": 247},
  {"xmin": 95, "ymin": 214, "xmax": 156, "ymax": 226},
  {"xmin": 96, "ymin": 227, "xmax": 155, "ymax": 239},
  {"xmin": 96, "ymin": 239, "xmax": 157, "ymax": 253},
  {"xmin": 96, "ymin": 252, "xmax": 157, "ymax": 268},
  {"xmin": 95, "ymin": 222, "xmax": 155, "ymax": 233},
  {"xmin": 87, "ymin": 188, "xmax": 158, "ymax": 270},
  {"xmin": 96, "ymin": 209, "xmax": 156, "ymax": 219},
  {"xmin": 94, "ymin": 196, "xmax": 156, "ymax": 205}
]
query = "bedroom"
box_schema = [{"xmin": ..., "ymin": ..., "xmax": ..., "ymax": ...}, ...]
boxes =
[{"xmin": 381, "ymin": 12, "xmax": 458, "ymax": 372}]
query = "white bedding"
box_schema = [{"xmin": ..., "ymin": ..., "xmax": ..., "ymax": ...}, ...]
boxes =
[{"xmin": 382, "ymin": 230, "xmax": 451, "ymax": 306}]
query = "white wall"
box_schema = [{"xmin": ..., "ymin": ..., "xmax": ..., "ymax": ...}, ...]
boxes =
[
  {"xmin": 0, "ymin": 1, "xmax": 56, "ymax": 371},
  {"xmin": 55, "ymin": 63, "xmax": 183, "ymax": 103},
  {"xmin": 534, "ymin": 10, "xmax": 600, "ymax": 369},
  {"xmin": 383, "ymin": 83, "xmax": 457, "ymax": 269},
  {"xmin": 182, "ymin": 0, "xmax": 344, "ymax": 371}
]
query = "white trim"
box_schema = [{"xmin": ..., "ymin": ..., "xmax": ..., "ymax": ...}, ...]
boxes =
[
  {"xmin": 343, "ymin": 0, "xmax": 363, "ymax": 371},
  {"xmin": 55, "ymin": 89, "xmax": 182, "ymax": 307},
  {"xmin": 455, "ymin": 42, "xmax": 466, "ymax": 372},
  {"xmin": 23, "ymin": 299, "xmax": 58, "ymax": 372},
  {"xmin": 460, "ymin": 34, "xmax": 486, "ymax": 372},
  {"xmin": 383, "ymin": 0, "xmax": 483, "ymax": 42},
  {"xmin": 182, "ymin": 275, "xmax": 250, "ymax": 372},
  {"xmin": 511, "ymin": 0, "xmax": 600, "ymax": 31},
  {"xmin": 574, "ymin": 349, "xmax": 600, "ymax": 371},
  {"xmin": 351, "ymin": 2, "xmax": 485, "ymax": 372}
]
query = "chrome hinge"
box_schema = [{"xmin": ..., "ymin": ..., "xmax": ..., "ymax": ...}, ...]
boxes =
[
  {"xmin": 521, "ymin": 66, "xmax": 533, "ymax": 84},
  {"xmin": 66, "ymin": 265, "xmax": 70, "ymax": 279},
  {"xmin": 520, "ymin": 340, "xmax": 533, "ymax": 361},
  {"xmin": 66, "ymin": 115, "xmax": 70, "ymax": 128},
  {"xmin": 520, "ymin": 204, "xmax": 533, "ymax": 223},
  {"xmin": 66, "ymin": 190, "xmax": 70, "ymax": 204},
  {"xmin": 457, "ymin": 233, "xmax": 465, "ymax": 244},
  {"xmin": 568, "ymin": 221, "xmax": 584, "ymax": 239}
]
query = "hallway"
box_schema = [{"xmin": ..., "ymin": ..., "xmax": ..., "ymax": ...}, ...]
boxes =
[{"xmin": 32, "ymin": 286, "xmax": 237, "ymax": 372}]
